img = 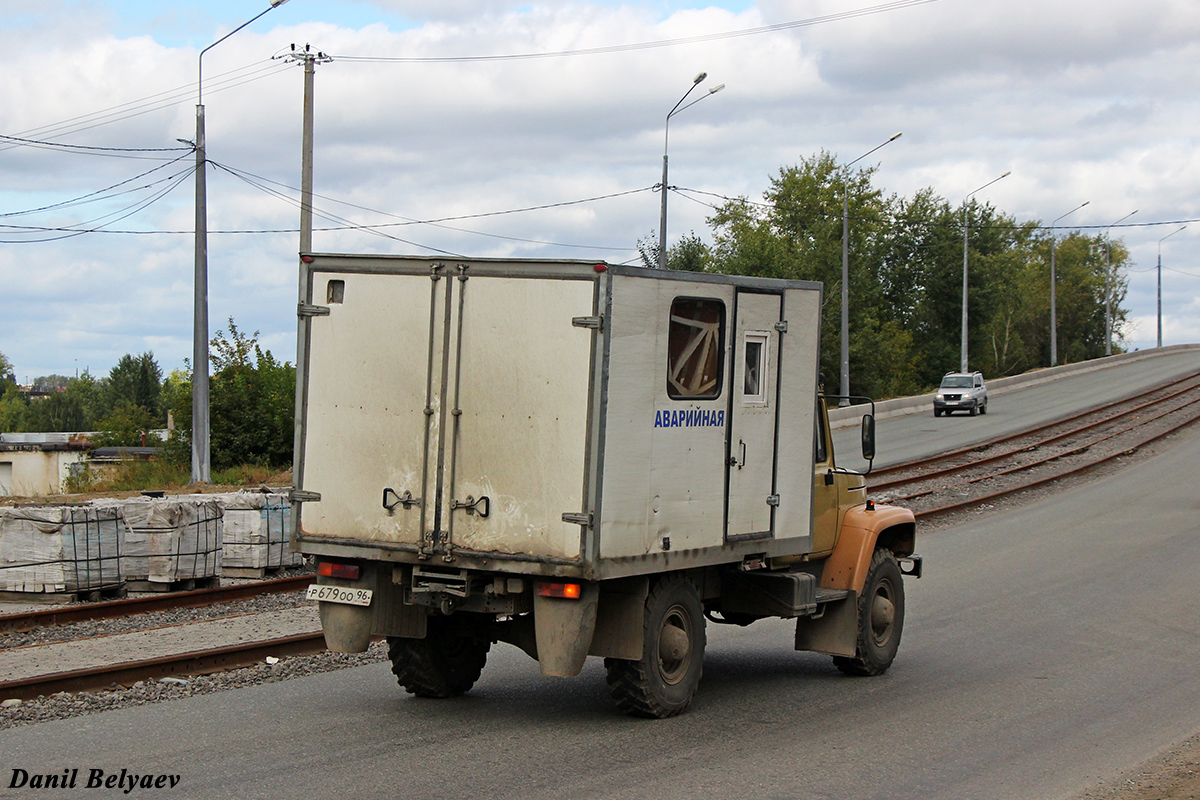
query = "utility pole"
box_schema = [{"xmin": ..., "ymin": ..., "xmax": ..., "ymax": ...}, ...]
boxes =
[
  {"xmin": 285, "ymin": 44, "xmax": 332, "ymax": 254},
  {"xmin": 191, "ymin": 0, "xmax": 291, "ymax": 484}
]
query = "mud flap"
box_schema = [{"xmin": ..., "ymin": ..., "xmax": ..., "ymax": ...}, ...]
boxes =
[
  {"xmin": 793, "ymin": 592, "xmax": 859, "ymax": 658},
  {"xmin": 534, "ymin": 581, "xmax": 600, "ymax": 677},
  {"xmin": 316, "ymin": 563, "xmax": 384, "ymax": 653},
  {"xmin": 319, "ymin": 599, "xmax": 374, "ymax": 653}
]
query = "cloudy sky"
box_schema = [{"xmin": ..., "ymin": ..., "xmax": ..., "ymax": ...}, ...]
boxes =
[{"xmin": 2, "ymin": 0, "xmax": 1198, "ymax": 382}]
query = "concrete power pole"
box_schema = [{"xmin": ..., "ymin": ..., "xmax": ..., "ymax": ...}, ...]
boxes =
[{"xmin": 286, "ymin": 45, "xmax": 332, "ymax": 254}]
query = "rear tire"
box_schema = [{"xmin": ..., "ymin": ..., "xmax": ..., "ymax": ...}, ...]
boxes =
[
  {"xmin": 387, "ymin": 616, "xmax": 490, "ymax": 698},
  {"xmin": 605, "ymin": 576, "xmax": 706, "ymax": 718},
  {"xmin": 833, "ymin": 548, "xmax": 905, "ymax": 677}
]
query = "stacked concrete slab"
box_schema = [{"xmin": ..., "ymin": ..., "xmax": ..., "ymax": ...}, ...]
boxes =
[
  {"xmin": 216, "ymin": 489, "xmax": 300, "ymax": 577},
  {"xmin": 97, "ymin": 497, "xmax": 223, "ymax": 589},
  {"xmin": 0, "ymin": 505, "xmax": 126, "ymax": 594}
]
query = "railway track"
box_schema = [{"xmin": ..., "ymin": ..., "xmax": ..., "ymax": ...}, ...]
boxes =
[
  {"xmin": 4, "ymin": 373, "xmax": 1199, "ymax": 705},
  {"xmin": 0, "ymin": 574, "xmax": 314, "ymax": 635},
  {"xmin": 0, "ymin": 574, "xmax": 322, "ymax": 703},
  {"xmin": 870, "ymin": 372, "xmax": 1200, "ymax": 519}
]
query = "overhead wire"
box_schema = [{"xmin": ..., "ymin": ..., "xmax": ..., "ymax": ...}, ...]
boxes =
[
  {"xmin": 0, "ymin": 153, "xmax": 195, "ymax": 218},
  {"xmin": 210, "ymin": 161, "xmax": 648, "ymax": 248},
  {"xmin": 1, "ymin": 61, "xmax": 290, "ymax": 154},
  {"xmin": 332, "ymin": 0, "xmax": 940, "ymax": 63},
  {"xmin": 0, "ymin": 165, "xmax": 195, "ymax": 243}
]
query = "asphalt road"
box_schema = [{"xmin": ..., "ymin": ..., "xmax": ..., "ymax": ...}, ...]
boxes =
[
  {"xmin": 3, "ymin": 355, "xmax": 1199, "ymax": 800},
  {"xmin": 833, "ymin": 346, "xmax": 1200, "ymax": 472}
]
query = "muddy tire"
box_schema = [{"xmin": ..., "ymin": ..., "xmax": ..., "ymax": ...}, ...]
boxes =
[
  {"xmin": 605, "ymin": 576, "xmax": 706, "ymax": 718},
  {"xmin": 833, "ymin": 548, "xmax": 905, "ymax": 677},
  {"xmin": 387, "ymin": 616, "xmax": 490, "ymax": 698}
]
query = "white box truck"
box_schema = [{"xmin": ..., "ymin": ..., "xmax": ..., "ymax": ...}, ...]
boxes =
[{"xmin": 292, "ymin": 255, "xmax": 920, "ymax": 718}]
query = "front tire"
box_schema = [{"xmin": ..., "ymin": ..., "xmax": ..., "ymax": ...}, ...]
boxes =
[
  {"xmin": 605, "ymin": 576, "xmax": 706, "ymax": 718},
  {"xmin": 833, "ymin": 548, "xmax": 905, "ymax": 677},
  {"xmin": 387, "ymin": 615, "xmax": 490, "ymax": 698}
]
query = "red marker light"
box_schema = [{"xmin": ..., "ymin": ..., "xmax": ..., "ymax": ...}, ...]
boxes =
[
  {"xmin": 536, "ymin": 581, "xmax": 583, "ymax": 599},
  {"xmin": 317, "ymin": 561, "xmax": 361, "ymax": 580},
  {"xmin": 593, "ymin": 264, "xmax": 607, "ymax": 272}
]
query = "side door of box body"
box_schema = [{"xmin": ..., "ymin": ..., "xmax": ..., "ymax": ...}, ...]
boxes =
[{"xmin": 726, "ymin": 291, "xmax": 783, "ymax": 539}]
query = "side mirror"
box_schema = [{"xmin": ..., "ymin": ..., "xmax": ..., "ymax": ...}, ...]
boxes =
[{"xmin": 861, "ymin": 413, "xmax": 876, "ymax": 461}]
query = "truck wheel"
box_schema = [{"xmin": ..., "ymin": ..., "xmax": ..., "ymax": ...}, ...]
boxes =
[
  {"xmin": 833, "ymin": 548, "xmax": 904, "ymax": 677},
  {"xmin": 604, "ymin": 576, "xmax": 706, "ymax": 718},
  {"xmin": 387, "ymin": 616, "xmax": 490, "ymax": 698}
]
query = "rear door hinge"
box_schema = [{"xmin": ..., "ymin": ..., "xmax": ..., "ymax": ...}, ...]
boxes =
[
  {"xmin": 572, "ymin": 315, "xmax": 604, "ymax": 331},
  {"xmin": 290, "ymin": 490, "xmax": 322, "ymax": 502},
  {"xmin": 766, "ymin": 494, "xmax": 780, "ymax": 507},
  {"xmin": 774, "ymin": 321, "xmax": 788, "ymax": 333},
  {"xmin": 562, "ymin": 512, "xmax": 593, "ymax": 527},
  {"xmin": 298, "ymin": 303, "xmax": 331, "ymax": 317}
]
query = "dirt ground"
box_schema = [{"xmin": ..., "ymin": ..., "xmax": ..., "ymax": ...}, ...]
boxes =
[{"xmin": 1076, "ymin": 731, "xmax": 1200, "ymax": 800}]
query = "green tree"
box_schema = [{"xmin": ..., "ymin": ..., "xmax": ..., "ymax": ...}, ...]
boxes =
[
  {"xmin": 92, "ymin": 403, "xmax": 163, "ymax": 448},
  {"xmin": 0, "ymin": 385, "xmax": 26, "ymax": 433},
  {"xmin": 108, "ymin": 352, "xmax": 162, "ymax": 421},
  {"xmin": 32, "ymin": 374, "xmax": 71, "ymax": 392},
  {"xmin": 22, "ymin": 390, "xmax": 86, "ymax": 432},
  {"xmin": 0, "ymin": 351, "xmax": 15, "ymax": 388},
  {"xmin": 68, "ymin": 371, "xmax": 110, "ymax": 430},
  {"xmin": 167, "ymin": 320, "xmax": 295, "ymax": 472}
]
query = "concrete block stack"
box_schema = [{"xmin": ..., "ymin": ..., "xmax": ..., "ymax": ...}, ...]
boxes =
[{"xmin": 0, "ymin": 505, "xmax": 127, "ymax": 594}]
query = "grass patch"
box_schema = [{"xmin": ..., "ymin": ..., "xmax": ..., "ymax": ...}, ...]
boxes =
[
  {"xmin": 211, "ymin": 463, "xmax": 282, "ymax": 487},
  {"xmin": 65, "ymin": 459, "xmax": 191, "ymax": 494},
  {"xmin": 63, "ymin": 460, "xmax": 290, "ymax": 495}
]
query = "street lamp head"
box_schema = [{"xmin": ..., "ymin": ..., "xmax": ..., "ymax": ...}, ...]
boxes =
[
  {"xmin": 889, "ymin": 131, "xmax": 903, "ymax": 141},
  {"xmin": 999, "ymin": 170, "xmax": 1012, "ymax": 179},
  {"xmin": 693, "ymin": 72, "xmax": 707, "ymax": 84},
  {"xmin": 269, "ymin": 0, "xmax": 292, "ymax": 7},
  {"xmin": 708, "ymin": 83, "xmax": 726, "ymax": 95}
]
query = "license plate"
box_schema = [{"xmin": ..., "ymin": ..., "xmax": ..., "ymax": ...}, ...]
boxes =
[{"xmin": 305, "ymin": 584, "xmax": 373, "ymax": 607}]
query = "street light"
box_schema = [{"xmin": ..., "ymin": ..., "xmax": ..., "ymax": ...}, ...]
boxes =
[
  {"xmin": 658, "ymin": 73, "xmax": 724, "ymax": 269},
  {"xmin": 1157, "ymin": 225, "xmax": 1187, "ymax": 348},
  {"xmin": 960, "ymin": 170, "xmax": 1011, "ymax": 373},
  {"xmin": 1048, "ymin": 200, "xmax": 1089, "ymax": 366},
  {"xmin": 1103, "ymin": 210, "xmax": 1137, "ymax": 356},
  {"xmin": 839, "ymin": 132, "xmax": 901, "ymax": 404},
  {"xmin": 192, "ymin": 0, "xmax": 291, "ymax": 483}
]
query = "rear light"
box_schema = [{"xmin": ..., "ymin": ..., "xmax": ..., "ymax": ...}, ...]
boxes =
[
  {"xmin": 536, "ymin": 581, "xmax": 582, "ymax": 599},
  {"xmin": 317, "ymin": 561, "xmax": 361, "ymax": 580}
]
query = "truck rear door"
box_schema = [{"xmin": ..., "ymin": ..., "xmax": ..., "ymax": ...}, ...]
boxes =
[{"xmin": 296, "ymin": 258, "xmax": 598, "ymax": 563}]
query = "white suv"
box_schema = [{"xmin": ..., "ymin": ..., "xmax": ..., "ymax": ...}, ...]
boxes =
[{"xmin": 934, "ymin": 371, "xmax": 987, "ymax": 417}]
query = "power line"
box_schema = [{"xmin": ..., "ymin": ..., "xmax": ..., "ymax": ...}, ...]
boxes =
[
  {"xmin": 0, "ymin": 133, "xmax": 188, "ymax": 154},
  {"xmin": 0, "ymin": 167, "xmax": 194, "ymax": 243},
  {"xmin": 332, "ymin": 0, "xmax": 940, "ymax": 63},
  {"xmin": 1, "ymin": 61, "xmax": 290, "ymax": 154},
  {"xmin": 0, "ymin": 154, "xmax": 194, "ymax": 218}
]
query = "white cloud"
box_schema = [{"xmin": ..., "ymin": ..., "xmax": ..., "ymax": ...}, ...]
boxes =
[{"xmin": 1, "ymin": 0, "xmax": 1198, "ymax": 381}]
